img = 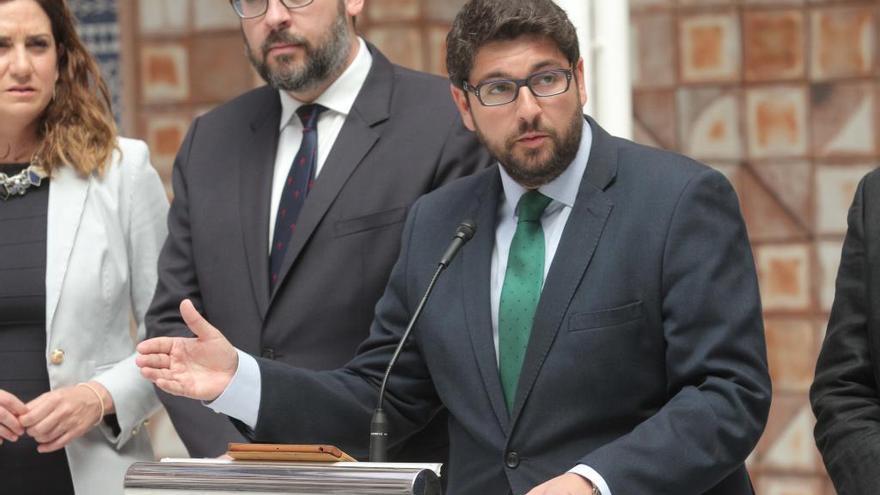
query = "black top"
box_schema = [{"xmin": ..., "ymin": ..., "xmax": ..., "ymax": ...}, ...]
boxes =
[{"xmin": 0, "ymin": 163, "xmax": 73, "ymax": 494}]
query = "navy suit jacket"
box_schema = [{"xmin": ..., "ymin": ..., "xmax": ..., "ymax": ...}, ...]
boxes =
[
  {"xmin": 146, "ymin": 45, "xmax": 491, "ymax": 457},
  {"xmin": 248, "ymin": 117, "xmax": 771, "ymax": 494}
]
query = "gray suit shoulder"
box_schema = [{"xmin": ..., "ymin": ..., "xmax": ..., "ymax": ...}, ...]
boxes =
[{"xmin": 197, "ymin": 85, "xmax": 278, "ymax": 126}]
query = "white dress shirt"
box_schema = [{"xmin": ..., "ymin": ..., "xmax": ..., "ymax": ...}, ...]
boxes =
[
  {"xmin": 211, "ymin": 119, "xmax": 611, "ymax": 494},
  {"xmin": 268, "ymin": 36, "xmax": 373, "ymax": 249}
]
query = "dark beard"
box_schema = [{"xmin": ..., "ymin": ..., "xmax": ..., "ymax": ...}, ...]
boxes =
[
  {"xmin": 245, "ymin": 12, "xmax": 351, "ymax": 93},
  {"xmin": 477, "ymin": 108, "xmax": 583, "ymax": 189}
]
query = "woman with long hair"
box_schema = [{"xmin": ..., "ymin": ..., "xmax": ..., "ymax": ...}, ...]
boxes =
[{"xmin": 0, "ymin": 0, "xmax": 167, "ymax": 492}]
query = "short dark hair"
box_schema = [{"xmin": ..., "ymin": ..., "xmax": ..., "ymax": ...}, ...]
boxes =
[{"xmin": 446, "ymin": 0, "xmax": 580, "ymax": 88}]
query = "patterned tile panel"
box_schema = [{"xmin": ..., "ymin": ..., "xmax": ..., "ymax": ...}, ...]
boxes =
[
  {"xmin": 677, "ymin": 86, "xmax": 742, "ymax": 160},
  {"xmin": 746, "ymin": 85, "xmax": 809, "ymax": 159},
  {"xmin": 811, "ymin": 82, "xmax": 877, "ymax": 158},
  {"xmin": 679, "ymin": 12, "xmax": 741, "ymax": 83},
  {"xmin": 631, "ymin": 13, "xmax": 676, "ymax": 88},
  {"xmin": 810, "ymin": 6, "xmax": 876, "ymax": 80},
  {"xmin": 140, "ymin": 43, "xmax": 190, "ymax": 103},
  {"xmin": 634, "ymin": 90, "xmax": 678, "ymax": 151},
  {"xmin": 743, "ymin": 9, "xmax": 805, "ymax": 81},
  {"xmin": 755, "ymin": 243, "xmax": 812, "ymax": 311}
]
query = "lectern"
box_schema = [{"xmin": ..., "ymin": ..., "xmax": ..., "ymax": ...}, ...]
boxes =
[{"xmin": 124, "ymin": 460, "xmax": 441, "ymax": 495}]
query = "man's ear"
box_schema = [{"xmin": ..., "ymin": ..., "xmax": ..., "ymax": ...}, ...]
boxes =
[
  {"xmin": 574, "ymin": 57, "xmax": 587, "ymax": 108},
  {"xmin": 450, "ymin": 84, "xmax": 476, "ymax": 132},
  {"xmin": 345, "ymin": 0, "xmax": 364, "ymax": 17}
]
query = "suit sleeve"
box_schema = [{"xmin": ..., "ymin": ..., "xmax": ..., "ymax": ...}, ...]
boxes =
[
  {"xmin": 91, "ymin": 139, "xmax": 167, "ymax": 447},
  {"xmin": 811, "ymin": 173, "xmax": 880, "ymax": 494},
  {"xmin": 581, "ymin": 168, "xmax": 772, "ymax": 493},
  {"xmin": 247, "ymin": 199, "xmax": 443, "ymax": 459}
]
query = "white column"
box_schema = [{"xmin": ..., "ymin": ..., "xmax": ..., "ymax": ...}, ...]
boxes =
[{"xmin": 554, "ymin": 0, "xmax": 632, "ymax": 139}]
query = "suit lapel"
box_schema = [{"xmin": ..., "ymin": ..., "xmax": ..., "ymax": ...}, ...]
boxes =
[
  {"xmin": 269, "ymin": 45, "xmax": 392, "ymax": 304},
  {"xmin": 462, "ymin": 171, "xmax": 511, "ymax": 432},
  {"xmin": 510, "ymin": 117, "xmax": 618, "ymax": 422},
  {"xmin": 239, "ymin": 88, "xmax": 281, "ymax": 318},
  {"xmin": 45, "ymin": 166, "xmax": 90, "ymax": 338}
]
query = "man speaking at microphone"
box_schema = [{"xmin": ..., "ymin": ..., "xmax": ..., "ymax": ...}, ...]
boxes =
[{"xmin": 137, "ymin": 0, "xmax": 771, "ymax": 493}]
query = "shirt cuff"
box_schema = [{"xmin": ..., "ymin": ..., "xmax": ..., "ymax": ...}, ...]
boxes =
[
  {"xmin": 204, "ymin": 349, "xmax": 261, "ymax": 429},
  {"xmin": 569, "ymin": 464, "xmax": 612, "ymax": 495}
]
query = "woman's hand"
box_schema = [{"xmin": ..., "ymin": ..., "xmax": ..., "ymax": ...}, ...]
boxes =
[
  {"xmin": 0, "ymin": 389, "xmax": 26, "ymax": 444},
  {"xmin": 20, "ymin": 382, "xmax": 113, "ymax": 453}
]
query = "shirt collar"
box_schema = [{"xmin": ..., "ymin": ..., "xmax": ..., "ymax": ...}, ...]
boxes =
[
  {"xmin": 498, "ymin": 117, "xmax": 593, "ymax": 218},
  {"xmin": 278, "ymin": 37, "xmax": 373, "ymax": 130}
]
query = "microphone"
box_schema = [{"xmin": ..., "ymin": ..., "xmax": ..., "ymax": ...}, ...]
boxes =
[{"xmin": 369, "ymin": 220, "xmax": 476, "ymax": 462}]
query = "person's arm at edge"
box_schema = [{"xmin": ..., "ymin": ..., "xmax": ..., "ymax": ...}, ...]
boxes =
[{"xmin": 811, "ymin": 173, "xmax": 880, "ymax": 495}]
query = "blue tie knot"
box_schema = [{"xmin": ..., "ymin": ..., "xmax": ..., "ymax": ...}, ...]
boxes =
[{"xmin": 296, "ymin": 103, "xmax": 327, "ymax": 131}]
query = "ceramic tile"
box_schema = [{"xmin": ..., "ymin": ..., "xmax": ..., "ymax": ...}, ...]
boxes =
[
  {"xmin": 364, "ymin": 26, "xmax": 424, "ymax": 71},
  {"xmin": 634, "ymin": 90, "xmax": 677, "ymax": 150},
  {"xmin": 812, "ymin": 82, "xmax": 877, "ymax": 158},
  {"xmin": 138, "ymin": 0, "xmax": 189, "ymax": 33},
  {"xmin": 424, "ymin": 0, "xmax": 468, "ymax": 22},
  {"xmin": 739, "ymin": 166, "xmax": 809, "ymax": 242},
  {"xmin": 140, "ymin": 43, "xmax": 190, "ymax": 103},
  {"xmin": 193, "ymin": 0, "xmax": 240, "ymax": 30},
  {"xmin": 755, "ymin": 243, "xmax": 811, "ymax": 311},
  {"xmin": 143, "ymin": 113, "xmax": 191, "ymax": 185},
  {"xmin": 817, "ymin": 241, "xmax": 844, "ymax": 312},
  {"xmin": 763, "ymin": 405, "xmax": 818, "ymax": 470},
  {"xmin": 815, "ymin": 164, "xmax": 875, "ymax": 235},
  {"xmin": 750, "ymin": 161, "xmax": 813, "ymax": 232},
  {"xmin": 743, "ymin": 10, "xmax": 805, "ymax": 81},
  {"xmin": 629, "ymin": 0, "xmax": 673, "ymax": 10},
  {"xmin": 677, "ymin": 87, "xmax": 742, "ymax": 160},
  {"xmin": 190, "ymin": 32, "xmax": 254, "ymax": 103},
  {"xmin": 811, "ymin": 7, "xmax": 875, "ymax": 80},
  {"xmin": 746, "ymin": 85, "xmax": 808, "ymax": 159},
  {"xmin": 367, "ymin": 0, "xmax": 420, "ymax": 22},
  {"xmin": 753, "ymin": 395, "xmax": 806, "ymax": 459},
  {"xmin": 426, "ymin": 26, "xmax": 449, "ymax": 77},
  {"xmin": 679, "ymin": 13, "xmax": 741, "ymax": 83},
  {"xmin": 744, "ymin": 0, "xmax": 805, "ymax": 5},
  {"xmin": 765, "ymin": 319, "xmax": 817, "ymax": 393},
  {"xmin": 631, "ymin": 13, "xmax": 675, "ymax": 88}
]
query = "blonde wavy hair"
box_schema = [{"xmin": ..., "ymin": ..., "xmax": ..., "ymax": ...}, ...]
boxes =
[{"xmin": 28, "ymin": 0, "xmax": 118, "ymax": 176}]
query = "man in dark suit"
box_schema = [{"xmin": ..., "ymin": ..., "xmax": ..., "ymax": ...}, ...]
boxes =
[
  {"xmin": 811, "ymin": 169, "xmax": 880, "ymax": 495},
  {"xmin": 138, "ymin": 0, "xmax": 771, "ymax": 493},
  {"xmin": 145, "ymin": 0, "xmax": 490, "ymax": 457}
]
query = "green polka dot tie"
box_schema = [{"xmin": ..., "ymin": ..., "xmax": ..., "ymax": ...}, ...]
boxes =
[{"xmin": 499, "ymin": 190, "xmax": 552, "ymax": 412}]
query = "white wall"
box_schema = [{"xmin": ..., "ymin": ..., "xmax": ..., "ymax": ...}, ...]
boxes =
[{"xmin": 554, "ymin": 0, "xmax": 632, "ymax": 139}]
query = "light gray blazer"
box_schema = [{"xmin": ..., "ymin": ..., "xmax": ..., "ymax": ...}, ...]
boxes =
[{"xmin": 44, "ymin": 137, "xmax": 168, "ymax": 494}]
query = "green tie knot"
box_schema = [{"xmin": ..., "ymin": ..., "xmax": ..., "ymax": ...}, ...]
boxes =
[{"xmin": 517, "ymin": 190, "xmax": 552, "ymax": 223}]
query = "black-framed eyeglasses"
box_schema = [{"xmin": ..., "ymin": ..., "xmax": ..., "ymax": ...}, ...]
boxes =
[
  {"xmin": 230, "ymin": 0, "xmax": 315, "ymax": 19},
  {"xmin": 462, "ymin": 68, "xmax": 574, "ymax": 107}
]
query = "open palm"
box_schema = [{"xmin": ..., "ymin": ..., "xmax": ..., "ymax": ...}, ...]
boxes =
[{"xmin": 136, "ymin": 299, "xmax": 239, "ymax": 401}]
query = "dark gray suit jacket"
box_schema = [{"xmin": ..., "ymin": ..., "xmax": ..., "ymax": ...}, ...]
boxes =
[
  {"xmin": 812, "ymin": 169, "xmax": 880, "ymax": 495},
  {"xmin": 146, "ymin": 45, "xmax": 491, "ymax": 457},
  {"xmin": 247, "ymin": 118, "xmax": 772, "ymax": 494}
]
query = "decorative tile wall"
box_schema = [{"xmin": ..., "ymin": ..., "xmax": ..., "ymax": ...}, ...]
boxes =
[{"xmin": 631, "ymin": 1, "xmax": 879, "ymax": 492}]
